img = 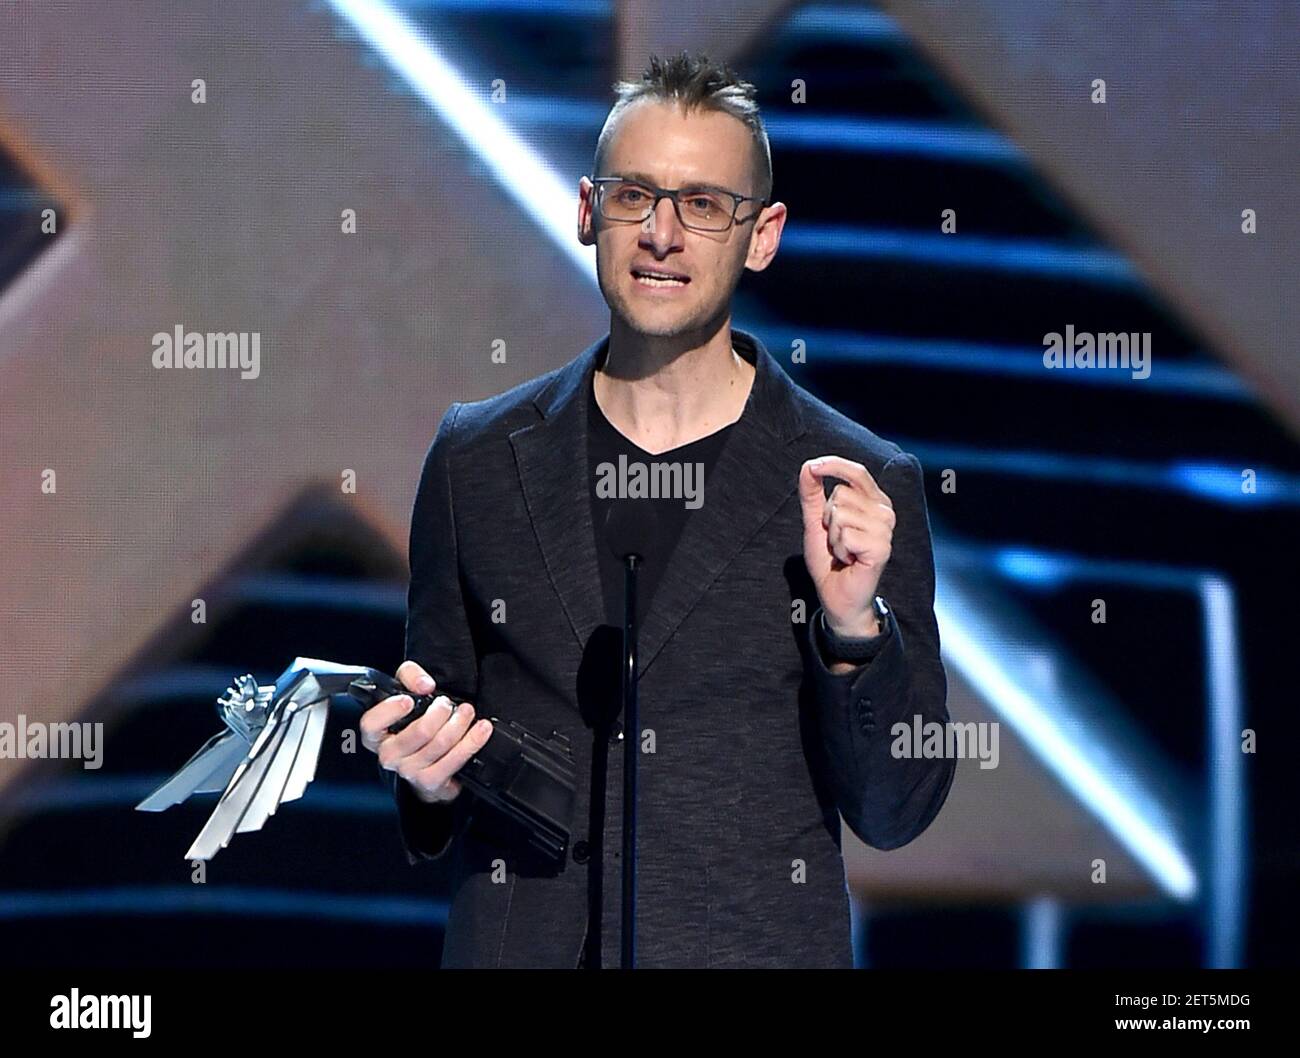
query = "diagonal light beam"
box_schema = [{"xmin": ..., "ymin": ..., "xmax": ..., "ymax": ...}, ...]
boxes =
[{"xmin": 327, "ymin": 0, "xmax": 596, "ymax": 281}]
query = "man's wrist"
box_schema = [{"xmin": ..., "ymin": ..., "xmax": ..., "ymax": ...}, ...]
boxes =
[
  {"xmin": 817, "ymin": 598, "xmax": 892, "ymax": 667},
  {"xmin": 824, "ymin": 595, "xmax": 890, "ymax": 639},
  {"xmin": 826, "ymin": 612, "xmax": 882, "ymax": 639}
]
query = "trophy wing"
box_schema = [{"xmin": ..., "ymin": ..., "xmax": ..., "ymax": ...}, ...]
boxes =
[
  {"xmin": 184, "ymin": 697, "xmax": 330, "ymax": 860},
  {"xmin": 134, "ymin": 731, "xmax": 250, "ymax": 811},
  {"xmin": 235, "ymin": 697, "xmax": 327, "ymax": 832},
  {"xmin": 280, "ymin": 693, "xmax": 330, "ymax": 803}
]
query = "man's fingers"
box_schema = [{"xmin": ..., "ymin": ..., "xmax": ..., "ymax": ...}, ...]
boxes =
[
  {"xmin": 821, "ymin": 483, "xmax": 840, "ymax": 529},
  {"xmin": 826, "ymin": 513, "xmax": 890, "ymax": 566},
  {"xmin": 410, "ymin": 718, "xmax": 494, "ymax": 794},
  {"xmin": 828, "ymin": 520, "xmax": 857, "ymax": 565},
  {"xmin": 837, "ymin": 524, "xmax": 871, "ymax": 562},
  {"xmin": 797, "ymin": 460, "xmax": 826, "ymax": 526},
  {"xmin": 362, "ymin": 660, "xmax": 438, "ymax": 754},
  {"xmin": 394, "ymin": 702, "xmax": 479, "ymax": 773},
  {"xmin": 805, "ymin": 456, "xmax": 891, "ymax": 507},
  {"xmin": 395, "ymin": 659, "xmax": 436, "ymax": 695},
  {"xmin": 821, "ymin": 483, "xmax": 866, "ymax": 530},
  {"xmin": 359, "ymin": 694, "xmax": 415, "ymax": 750},
  {"xmin": 825, "ymin": 494, "xmax": 896, "ymax": 532},
  {"xmin": 379, "ymin": 696, "xmax": 461, "ymax": 765}
]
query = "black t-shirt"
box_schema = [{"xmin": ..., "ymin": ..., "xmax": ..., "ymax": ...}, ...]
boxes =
[{"xmin": 588, "ymin": 374, "xmax": 735, "ymax": 628}]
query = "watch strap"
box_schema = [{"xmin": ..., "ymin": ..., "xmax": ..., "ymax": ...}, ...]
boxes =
[{"xmin": 817, "ymin": 598, "xmax": 892, "ymax": 662}]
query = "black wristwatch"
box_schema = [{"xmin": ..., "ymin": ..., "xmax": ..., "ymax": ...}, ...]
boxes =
[{"xmin": 818, "ymin": 596, "xmax": 892, "ymax": 663}]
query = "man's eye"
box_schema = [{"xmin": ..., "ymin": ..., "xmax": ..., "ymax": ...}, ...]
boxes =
[
  {"xmin": 618, "ymin": 187, "xmax": 648, "ymax": 204},
  {"xmin": 685, "ymin": 195, "xmax": 721, "ymax": 215}
]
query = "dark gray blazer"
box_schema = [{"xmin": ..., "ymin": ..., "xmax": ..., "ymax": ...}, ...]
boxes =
[{"xmin": 381, "ymin": 326, "xmax": 954, "ymax": 968}]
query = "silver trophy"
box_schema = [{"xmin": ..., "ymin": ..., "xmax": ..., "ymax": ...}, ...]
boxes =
[{"xmin": 136, "ymin": 657, "xmax": 576, "ymax": 863}]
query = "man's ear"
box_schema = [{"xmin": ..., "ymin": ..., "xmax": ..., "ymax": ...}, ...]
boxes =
[
  {"xmin": 577, "ymin": 176, "xmax": 596, "ymax": 246},
  {"xmin": 744, "ymin": 200, "xmax": 787, "ymax": 273}
]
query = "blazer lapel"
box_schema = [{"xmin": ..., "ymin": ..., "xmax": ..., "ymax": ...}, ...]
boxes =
[
  {"xmin": 635, "ymin": 329, "xmax": 807, "ymax": 675},
  {"xmin": 509, "ymin": 335, "xmax": 609, "ymax": 653}
]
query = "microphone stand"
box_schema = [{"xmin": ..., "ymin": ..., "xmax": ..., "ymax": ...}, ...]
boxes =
[
  {"xmin": 583, "ymin": 719, "xmax": 609, "ymax": 969},
  {"xmin": 589, "ymin": 501, "xmax": 651, "ymax": 969},
  {"xmin": 619, "ymin": 554, "xmax": 640, "ymax": 969},
  {"xmin": 585, "ymin": 552, "xmax": 640, "ymax": 969}
]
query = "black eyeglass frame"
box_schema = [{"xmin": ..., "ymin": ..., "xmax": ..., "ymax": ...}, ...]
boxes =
[{"xmin": 590, "ymin": 175, "xmax": 769, "ymax": 232}]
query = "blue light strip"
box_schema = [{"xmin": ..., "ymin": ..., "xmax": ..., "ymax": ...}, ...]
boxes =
[
  {"xmin": 229, "ymin": 573, "xmax": 406, "ymax": 614},
  {"xmin": 392, "ymin": 0, "xmax": 609, "ymax": 15},
  {"xmin": 770, "ymin": 326, "xmax": 1251, "ymax": 399},
  {"xmin": 784, "ymin": 5, "xmax": 907, "ymax": 43},
  {"xmin": 501, "ymin": 95, "xmax": 1022, "ymax": 163},
  {"xmin": 762, "ymin": 114, "xmax": 1021, "ymax": 161},
  {"xmin": 111, "ymin": 664, "xmax": 256, "ymax": 706},
  {"xmin": 7, "ymin": 776, "xmax": 394, "ymax": 814},
  {"xmin": 0, "ymin": 886, "xmax": 447, "ymax": 926},
  {"xmin": 0, "ymin": 188, "xmax": 51, "ymax": 211},
  {"xmin": 1022, "ymin": 896, "xmax": 1064, "ymax": 969},
  {"xmin": 489, "ymin": 95, "xmax": 607, "ymax": 129},
  {"xmin": 891, "ymin": 439, "xmax": 1300, "ymax": 508},
  {"xmin": 1200, "ymin": 577, "xmax": 1246, "ymax": 968},
  {"xmin": 779, "ymin": 225, "xmax": 1137, "ymax": 282},
  {"xmin": 991, "ymin": 546, "xmax": 1200, "ymax": 591}
]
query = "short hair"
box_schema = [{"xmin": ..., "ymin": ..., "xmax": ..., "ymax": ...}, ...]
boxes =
[{"xmin": 593, "ymin": 52, "xmax": 773, "ymax": 205}]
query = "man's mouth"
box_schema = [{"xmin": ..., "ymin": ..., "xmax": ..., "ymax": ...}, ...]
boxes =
[{"xmin": 631, "ymin": 266, "xmax": 690, "ymax": 289}]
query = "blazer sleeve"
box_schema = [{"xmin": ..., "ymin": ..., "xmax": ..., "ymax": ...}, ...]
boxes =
[
  {"xmin": 804, "ymin": 450, "xmax": 955, "ymax": 850},
  {"xmin": 379, "ymin": 400, "xmax": 479, "ymax": 866}
]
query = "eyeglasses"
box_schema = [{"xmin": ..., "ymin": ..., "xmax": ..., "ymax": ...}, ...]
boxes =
[{"xmin": 591, "ymin": 176, "xmax": 768, "ymax": 233}]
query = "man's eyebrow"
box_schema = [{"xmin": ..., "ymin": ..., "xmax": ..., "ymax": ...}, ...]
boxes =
[{"xmin": 615, "ymin": 170, "xmax": 736, "ymax": 195}]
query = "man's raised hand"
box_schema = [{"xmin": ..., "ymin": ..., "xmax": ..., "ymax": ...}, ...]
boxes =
[{"xmin": 797, "ymin": 455, "xmax": 896, "ymax": 637}]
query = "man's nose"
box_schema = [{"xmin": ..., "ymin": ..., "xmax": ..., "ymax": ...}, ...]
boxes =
[{"xmin": 642, "ymin": 196, "xmax": 684, "ymax": 250}]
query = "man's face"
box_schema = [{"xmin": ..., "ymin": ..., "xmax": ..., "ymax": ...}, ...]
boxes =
[{"xmin": 578, "ymin": 100, "xmax": 784, "ymax": 340}]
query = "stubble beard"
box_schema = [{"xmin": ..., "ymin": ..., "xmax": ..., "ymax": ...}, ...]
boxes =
[{"xmin": 599, "ymin": 254, "xmax": 741, "ymax": 341}]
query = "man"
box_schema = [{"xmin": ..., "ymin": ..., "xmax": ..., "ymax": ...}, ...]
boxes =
[{"xmin": 359, "ymin": 53, "xmax": 954, "ymax": 968}]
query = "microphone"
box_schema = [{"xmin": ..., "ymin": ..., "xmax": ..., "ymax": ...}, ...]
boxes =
[{"xmin": 603, "ymin": 499, "xmax": 660, "ymax": 561}]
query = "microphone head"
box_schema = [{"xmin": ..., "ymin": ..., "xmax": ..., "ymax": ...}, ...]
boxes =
[{"xmin": 603, "ymin": 499, "xmax": 660, "ymax": 561}]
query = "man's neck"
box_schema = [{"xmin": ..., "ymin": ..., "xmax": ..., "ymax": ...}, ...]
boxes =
[{"xmin": 594, "ymin": 319, "xmax": 756, "ymax": 455}]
